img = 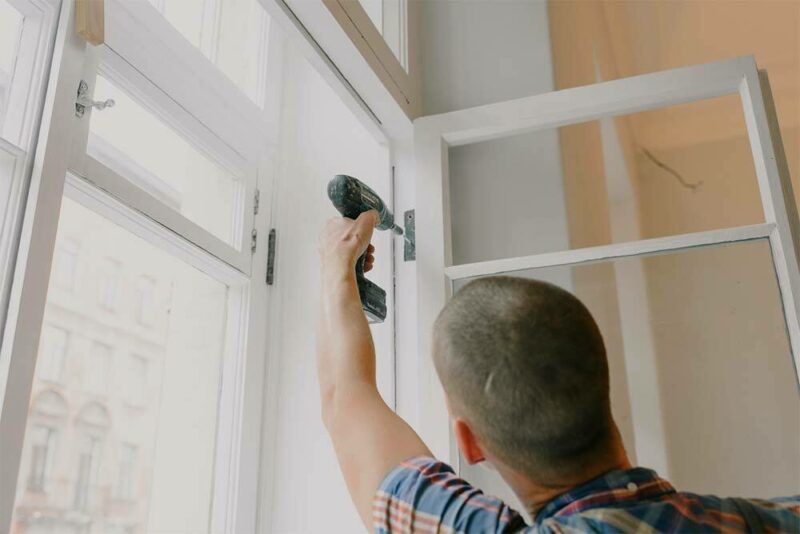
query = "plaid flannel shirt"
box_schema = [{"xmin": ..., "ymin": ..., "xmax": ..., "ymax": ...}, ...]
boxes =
[{"xmin": 373, "ymin": 456, "xmax": 800, "ymax": 533}]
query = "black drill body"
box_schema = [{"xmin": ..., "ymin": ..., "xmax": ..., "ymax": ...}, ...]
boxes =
[{"xmin": 327, "ymin": 174, "xmax": 401, "ymax": 323}]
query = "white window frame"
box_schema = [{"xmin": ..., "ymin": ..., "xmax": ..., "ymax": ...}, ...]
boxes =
[
  {"xmin": 0, "ymin": 0, "xmax": 282, "ymax": 532},
  {"xmin": 413, "ymin": 56, "xmax": 800, "ymax": 463},
  {"xmin": 0, "ymin": 0, "xmax": 59, "ymax": 336}
]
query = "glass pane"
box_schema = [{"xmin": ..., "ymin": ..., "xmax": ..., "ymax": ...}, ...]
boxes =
[
  {"xmin": 88, "ymin": 75, "xmax": 241, "ymax": 246},
  {"xmin": 11, "ymin": 195, "xmax": 231, "ymax": 533},
  {"xmin": 448, "ymin": 94, "xmax": 764, "ymax": 265},
  {"xmin": 453, "ymin": 239, "xmax": 799, "ymax": 502},
  {"xmin": 0, "ymin": 143, "xmax": 18, "ymax": 232},
  {"xmin": 358, "ymin": 0, "xmax": 407, "ymax": 71},
  {"xmin": 0, "ymin": 0, "xmax": 23, "ymax": 133},
  {"xmin": 216, "ymin": 0, "xmax": 270, "ymax": 107},
  {"xmin": 149, "ymin": 0, "xmax": 270, "ymax": 106}
]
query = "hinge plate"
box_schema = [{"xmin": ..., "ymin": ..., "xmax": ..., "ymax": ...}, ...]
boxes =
[
  {"xmin": 251, "ymin": 228, "xmax": 258, "ymax": 253},
  {"xmin": 266, "ymin": 229, "xmax": 276, "ymax": 285},
  {"xmin": 404, "ymin": 209, "xmax": 415, "ymax": 261},
  {"xmin": 75, "ymin": 80, "xmax": 89, "ymax": 118},
  {"xmin": 254, "ymin": 189, "xmax": 260, "ymax": 215}
]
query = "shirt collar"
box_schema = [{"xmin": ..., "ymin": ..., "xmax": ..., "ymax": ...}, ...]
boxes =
[{"xmin": 534, "ymin": 468, "xmax": 676, "ymax": 524}]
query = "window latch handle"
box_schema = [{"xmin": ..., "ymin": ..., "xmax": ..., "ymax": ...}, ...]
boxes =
[{"xmin": 75, "ymin": 80, "xmax": 115, "ymax": 118}]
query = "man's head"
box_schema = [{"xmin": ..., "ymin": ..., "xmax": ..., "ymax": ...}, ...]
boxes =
[{"xmin": 433, "ymin": 276, "xmax": 619, "ymax": 487}]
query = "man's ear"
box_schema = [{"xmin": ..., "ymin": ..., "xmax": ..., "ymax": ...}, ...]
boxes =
[{"xmin": 453, "ymin": 418, "xmax": 485, "ymax": 464}]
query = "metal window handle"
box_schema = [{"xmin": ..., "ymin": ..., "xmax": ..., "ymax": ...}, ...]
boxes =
[{"xmin": 75, "ymin": 80, "xmax": 115, "ymax": 118}]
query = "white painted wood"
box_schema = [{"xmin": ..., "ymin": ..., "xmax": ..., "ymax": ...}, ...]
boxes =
[
  {"xmin": 414, "ymin": 55, "xmax": 800, "ymax": 469},
  {"xmin": 76, "ymin": 155, "xmax": 252, "ymax": 275},
  {"xmin": 323, "ymin": 0, "xmax": 418, "ymax": 116},
  {"xmin": 413, "ymin": 124, "xmax": 452, "ymax": 462},
  {"xmin": 444, "ymin": 224, "xmax": 775, "ymax": 281},
  {"xmin": 104, "ymin": 0, "xmax": 275, "ymax": 162},
  {"xmin": 0, "ymin": 0, "xmax": 85, "ymax": 526},
  {"xmin": 740, "ymin": 69, "xmax": 800, "ymax": 386},
  {"xmin": 264, "ymin": 0, "xmax": 410, "ymax": 142},
  {"xmin": 2, "ymin": 0, "xmax": 59, "ymax": 149},
  {"xmin": 1, "ymin": 3, "xmax": 274, "ymax": 532},
  {"xmin": 418, "ymin": 56, "xmax": 753, "ymax": 148},
  {"xmin": 0, "ymin": 0, "xmax": 59, "ymax": 337},
  {"xmin": 259, "ymin": 0, "xmax": 391, "ymax": 144}
]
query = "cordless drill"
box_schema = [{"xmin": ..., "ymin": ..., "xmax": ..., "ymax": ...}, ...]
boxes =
[{"xmin": 327, "ymin": 174, "xmax": 402, "ymax": 323}]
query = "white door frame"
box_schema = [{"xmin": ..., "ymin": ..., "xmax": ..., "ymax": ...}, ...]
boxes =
[{"xmin": 413, "ymin": 56, "xmax": 800, "ymax": 463}]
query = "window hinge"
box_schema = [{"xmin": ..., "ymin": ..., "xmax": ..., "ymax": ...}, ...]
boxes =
[
  {"xmin": 254, "ymin": 189, "xmax": 260, "ymax": 215},
  {"xmin": 266, "ymin": 229, "xmax": 276, "ymax": 285},
  {"xmin": 251, "ymin": 228, "xmax": 258, "ymax": 253}
]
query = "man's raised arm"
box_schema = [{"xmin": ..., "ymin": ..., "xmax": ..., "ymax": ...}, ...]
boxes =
[{"xmin": 316, "ymin": 211, "xmax": 431, "ymax": 529}]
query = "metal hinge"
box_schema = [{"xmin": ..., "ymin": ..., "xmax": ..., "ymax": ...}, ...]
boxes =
[
  {"xmin": 266, "ymin": 229, "xmax": 277, "ymax": 285},
  {"xmin": 253, "ymin": 189, "xmax": 260, "ymax": 215},
  {"xmin": 251, "ymin": 228, "xmax": 258, "ymax": 253},
  {"xmin": 404, "ymin": 209, "xmax": 415, "ymax": 261}
]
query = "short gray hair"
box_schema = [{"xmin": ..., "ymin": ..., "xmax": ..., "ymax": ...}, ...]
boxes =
[{"xmin": 433, "ymin": 276, "xmax": 614, "ymax": 485}]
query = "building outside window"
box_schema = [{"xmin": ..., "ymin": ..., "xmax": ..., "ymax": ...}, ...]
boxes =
[
  {"xmin": 126, "ymin": 354, "xmax": 148, "ymax": 407},
  {"xmin": 73, "ymin": 434, "xmax": 101, "ymax": 511},
  {"xmin": 52, "ymin": 239, "xmax": 79, "ymax": 291},
  {"xmin": 84, "ymin": 342, "xmax": 112, "ymax": 396},
  {"xmin": 98, "ymin": 258, "xmax": 121, "ymax": 311},
  {"xmin": 26, "ymin": 425, "xmax": 57, "ymax": 492},
  {"xmin": 115, "ymin": 443, "xmax": 137, "ymax": 500},
  {"xmin": 37, "ymin": 326, "xmax": 68, "ymax": 383},
  {"xmin": 134, "ymin": 276, "xmax": 156, "ymax": 327}
]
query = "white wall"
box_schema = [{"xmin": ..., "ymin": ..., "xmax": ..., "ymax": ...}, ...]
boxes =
[{"xmin": 260, "ymin": 43, "xmax": 393, "ymax": 533}]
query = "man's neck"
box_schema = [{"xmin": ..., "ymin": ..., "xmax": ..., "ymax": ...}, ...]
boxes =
[
  {"xmin": 493, "ymin": 443, "xmax": 632, "ymax": 518},
  {"xmin": 520, "ymin": 459, "xmax": 631, "ymax": 517}
]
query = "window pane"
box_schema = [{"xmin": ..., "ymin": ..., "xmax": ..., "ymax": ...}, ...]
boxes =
[
  {"xmin": 358, "ymin": 0, "xmax": 407, "ymax": 71},
  {"xmin": 0, "ymin": 0, "xmax": 22, "ymax": 125},
  {"xmin": 454, "ymin": 239, "xmax": 799, "ymax": 500},
  {"xmin": 216, "ymin": 0, "xmax": 270, "ymax": 106},
  {"xmin": 149, "ymin": 0, "xmax": 270, "ymax": 106},
  {"xmin": 88, "ymin": 75, "xmax": 241, "ymax": 246},
  {"xmin": 448, "ymin": 95, "xmax": 764, "ymax": 265},
  {"xmin": 12, "ymin": 195, "xmax": 231, "ymax": 533}
]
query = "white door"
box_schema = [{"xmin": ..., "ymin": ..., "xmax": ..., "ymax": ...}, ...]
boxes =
[
  {"xmin": 0, "ymin": 0, "xmax": 278, "ymax": 531},
  {"xmin": 413, "ymin": 56, "xmax": 800, "ymax": 503}
]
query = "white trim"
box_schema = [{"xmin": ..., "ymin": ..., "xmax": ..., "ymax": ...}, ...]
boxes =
[
  {"xmin": 0, "ymin": 0, "xmax": 59, "ymax": 336},
  {"xmin": 444, "ymin": 224, "xmax": 775, "ymax": 281},
  {"xmin": 0, "ymin": 0, "xmax": 84, "ymax": 526},
  {"xmin": 77, "ymin": 156, "xmax": 252, "ymax": 275},
  {"xmin": 740, "ymin": 70, "xmax": 800, "ymax": 385},
  {"xmin": 104, "ymin": 0, "xmax": 276, "ymax": 161},
  {"xmin": 2, "ymin": 0, "xmax": 59, "ymax": 150},
  {"xmin": 64, "ymin": 173, "xmax": 248, "ymax": 286},
  {"xmin": 262, "ymin": 0, "xmax": 403, "ymax": 142},
  {"xmin": 417, "ymin": 56, "xmax": 752, "ymax": 148}
]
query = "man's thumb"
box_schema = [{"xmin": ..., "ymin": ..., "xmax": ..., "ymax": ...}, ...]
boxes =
[{"xmin": 356, "ymin": 210, "xmax": 378, "ymax": 229}]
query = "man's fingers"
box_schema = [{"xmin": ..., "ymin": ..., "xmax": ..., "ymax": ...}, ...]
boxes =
[{"xmin": 367, "ymin": 244, "xmax": 375, "ymax": 254}]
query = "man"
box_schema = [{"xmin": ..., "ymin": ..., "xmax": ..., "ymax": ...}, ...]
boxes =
[{"xmin": 317, "ymin": 211, "xmax": 800, "ymax": 533}]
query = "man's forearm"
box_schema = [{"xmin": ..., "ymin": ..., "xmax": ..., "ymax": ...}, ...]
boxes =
[{"xmin": 318, "ymin": 262, "xmax": 378, "ymax": 415}]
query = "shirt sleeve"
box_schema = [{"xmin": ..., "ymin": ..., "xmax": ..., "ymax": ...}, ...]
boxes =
[{"xmin": 372, "ymin": 456, "xmax": 526, "ymax": 533}]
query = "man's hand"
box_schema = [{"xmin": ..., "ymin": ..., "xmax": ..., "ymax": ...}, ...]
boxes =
[
  {"xmin": 317, "ymin": 212, "xmax": 431, "ymax": 530},
  {"xmin": 318, "ymin": 210, "xmax": 378, "ymax": 275}
]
